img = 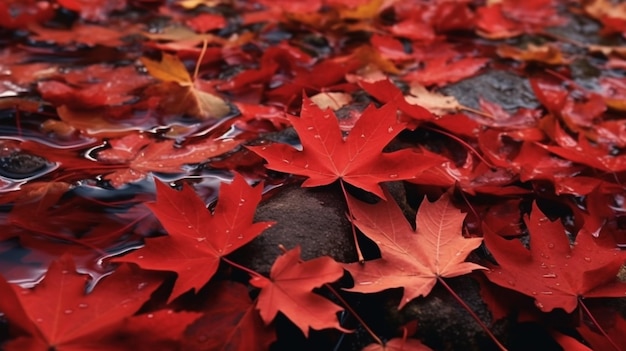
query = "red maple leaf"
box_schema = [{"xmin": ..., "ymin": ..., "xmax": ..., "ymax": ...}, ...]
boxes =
[
  {"xmin": 363, "ymin": 337, "xmax": 433, "ymax": 351},
  {"xmin": 0, "ymin": 255, "xmax": 162, "ymax": 351},
  {"xmin": 249, "ymin": 97, "xmax": 440, "ymax": 199},
  {"xmin": 37, "ymin": 65, "xmax": 151, "ymax": 109},
  {"xmin": 106, "ymin": 309, "xmax": 202, "ymax": 351},
  {"xmin": 404, "ymin": 56, "xmax": 489, "ymax": 87},
  {"xmin": 484, "ymin": 202, "xmax": 626, "ymax": 312},
  {"xmin": 112, "ymin": 173, "xmax": 273, "ymax": 301},
  {"xmin": 344, "ymin": 190, "xmax": 486, "ymax": 309},
  {"xmin": 182, "ymin": 281, "xmax": 276, "ymax": 351},
  {"xmin": 249, "ymin": 246, "xmax": 347, "ymax": 337},
  {"xmin": 578, "ymin": 313, "xmax": 626, "ymax": 351},
  {"xmin": 97, "ymin": 132, "xmax": 240, "ymax": 187},
  {"xmin": 57, "ymin": 0, "xmax": 126, "ymax": 22}
]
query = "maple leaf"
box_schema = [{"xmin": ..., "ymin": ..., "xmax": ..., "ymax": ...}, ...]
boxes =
[
  {"xmin": 141, "ymin": 53, "xmax": 230, "ymax": 120},
  {"xmin": 484, "ymin": 202, "xmax": 626, "ymax": 313},
  {"xmin": 551, "ymin": 330, "xmax": 594, "ymax": 351},
  {"xmin": 496, "ymin": 43, "xmax": 570, "ymax": 65},
  {"xmin": 112, "ymin": 173, "xmax": 273, "ymax": 301},
  {"xmin": 310, "ymin": 91, "xmax": 352, "ymax": 110},
  {"xmin": 175, "ymin": 0, "xmax": 230, "ymax": 9},
  {"xmin": 344, "ymin": 190, "xmax": 486, "ymax": 309},
  {"xmin": 404, "ymin": 82, "xmax": 463, "ymax": 116},
  {"xmin": 101, "ymin": 309, "xmax": 202, "ymax": 351},
  {"xmin": 249, "ymin": 246, "xmax": 347, "ymax": 337},
  {"xmin": 358, "ymin": 79, "xmax": 434, "ymax": 121},
  {"xmin": 182, "ymin": 281, "xmax": 276, "ymax": 351},
  {"xmin": 0, "ymin": 255, "xmax": 162, "ymax": 351},
  {"xmin": 578, "ymin": 313, "xmax": 626, "ymax": 351},
  {"xmin": 29, "ymin": 23, "xmax": 129, "ymax": 47},
  {"xmin": 362, "ymin": 338, "xmax": 433, "ymax": 351},
  {"xmin": 57, "ymin": 0, "xmax": 126, "ymax": 22},
  {"xmin": 37, "ymin": 65, "xmax": 152, "ymax": 109},
  {"xmin": 96, "ymin": 132, "xmax": 240, "ymax": 187},
  {"xmin": 405, "ymin": 56, "xmax": 489, "ymax": 87},
  {"xmin": 0, "ymin": 1, "xmax": 54, "ymax": 29},
  {"xmin": 249, "ymin": 97, "xmax": 440, "ymax": 199}
]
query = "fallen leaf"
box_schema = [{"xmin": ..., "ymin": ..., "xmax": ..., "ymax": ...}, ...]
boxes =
[
  {"xmin": 405, "ymin": 82, "xmax": 462, "ymax": 116},
  {"xmin": 182, "ymin": 281, "xmax": 276, "ymax": 351},
  {"xmin": 57, "ymin": 0, "xmax": 126, "ymax": 22},
  {"xmin": 112, "ymin": 309, "xmax": 201, "ymax": 351},
  {"xmin": 0, "ymin": 255, "xmax": 163, "ymax": 351},
  {"xmin": 112, "ymin": 173, "xmax": 273, "ymax": 301},
  {"xmin": 141, "ymin": 53, "xmax": 230, "ymax": 119},
  {"xmin": 484, "ymin": 202, "xmax": 626, "ymax": 312},
  {"xmin": 362, "ymin": 338, "xmax": 433, "ymax": 351},
  {"xmin": 309, "ymin": 91, "xmax": 352, "ymax": 110},
  {"xmin": 249, "ymin": 97, "xmax": 440, "ymax": 199},
  {"xmin": 405, "ymin": 56, "xmax": 489, "ymax": 87},
  {"xmin": 249, "ymin": 246, "xmax": 347, "ymax": 337},
  {"xmin": 497, "ymin": 44, "xmax": 570, "ymax": 65},
  {"xmin": 344, "ymin": 190, "xmax": 486, "ymax": 309},
  {"xmin": 577, "ymin": 313, "xmax": 626, "ymax": 351},
  {"xmin": 97, "ymin": 133, "xmax": 240, "ymax": 187}
]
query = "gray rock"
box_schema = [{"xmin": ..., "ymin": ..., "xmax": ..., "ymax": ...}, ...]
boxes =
[
  {"xmin": 233, "ymin": 183, "xmax": 358, "ymax": 274},
  {"xmin": 441, "ymin": 70, "xmax": 539, "ymax": 113}
]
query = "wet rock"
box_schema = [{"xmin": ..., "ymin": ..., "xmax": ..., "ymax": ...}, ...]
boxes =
[
  {"xmin": 233, "ymin": 183, "xmax": 358, "ymax": 274},
  {"xmin": 441, "ymin": 70, "xmax": 539, "ymax": 113},
  {"xmin": 388, "ymin": 276, "xmax": 508, "ymax": 351},
  {"xmin": 0, "ymin": 152, "xmax": 53, "ymax": 180}
]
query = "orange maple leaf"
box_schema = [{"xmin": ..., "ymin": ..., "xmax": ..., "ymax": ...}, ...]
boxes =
[
  {"xmin": 141, "ymin": 53, "xmax": 230, "ymax": 119},
  {"xmin": 344, "ymin": 190, "xmax": 486, "ymax": 308}
]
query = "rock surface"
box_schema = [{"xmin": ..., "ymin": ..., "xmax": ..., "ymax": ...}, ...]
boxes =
[{"xmin": 234, "ymin": 183, "xmax": 357, "ymax": 274}]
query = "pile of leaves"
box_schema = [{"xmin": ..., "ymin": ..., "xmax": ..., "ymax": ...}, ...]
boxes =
[{"xmin": 1, "ymin": 0, "xmax": 626, "ymax": 350}]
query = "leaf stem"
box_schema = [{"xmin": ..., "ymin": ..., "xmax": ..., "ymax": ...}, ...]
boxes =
[
  {"xmin": 437, "ymin": 276, "xmax": 508, "ymax": 351},
  {"xmin": 325, "ymin": 283, "xmax": 384, "ymax": 346},
  {"xmin": 222, "ymin": 256, "xmax": 264, "ymax": 279},
  {"xmin": 340, "ymin": 180, "xmax": 365, "ymax": 263},
  {"xmin": 578, "ymin": 297, "xmax": 621, "ymax": 351},
  {"xmin": 421, "ymin": 125, "xmax": 497, "ymax": 169},
  {"xmin": 193, "ymin": 38, "xmax": 208, "ymax": 81},
  {"xmin": 461, "ymin": 105, "xmax": 496, "ymax": 120}
]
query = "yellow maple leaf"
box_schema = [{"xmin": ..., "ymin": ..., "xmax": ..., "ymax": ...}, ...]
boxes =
[{"xmin": 141, "ymin": 53, "xmax": 230, "ymax": 120}]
